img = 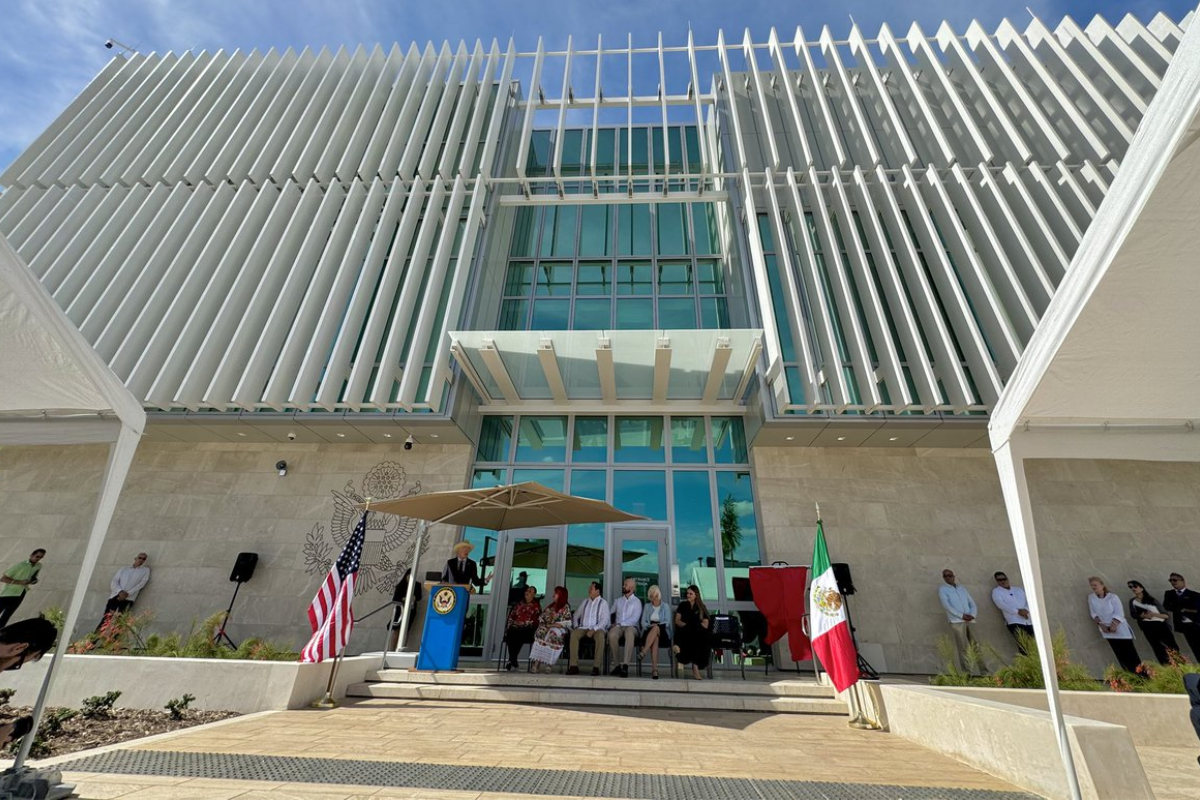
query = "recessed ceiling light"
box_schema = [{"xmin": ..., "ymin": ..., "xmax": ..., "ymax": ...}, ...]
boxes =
[
  {"xmin": 784, "ymin": 436, "xmax": 794, "ymax": 441},
  {"xmin": 888, "ymin": 436, "xmax": 899, "ymax": 441},
  {"xmin": 836, "ymin": 436, "xmax": 846, "ymax": 441},
  {"xmin": 336, "ymin": 433, "xmax": 346, "ymax": 438},
  {"xmin": 429, "ymin": 433, "xmax": 439, "ymax": 439},
  {"xmin": 383, "ymin": 433, "xmax": 392, "ymax": 438},
  {"xmin": 236, "ymin": 432, "xmax": 247, "ymax": 437}
]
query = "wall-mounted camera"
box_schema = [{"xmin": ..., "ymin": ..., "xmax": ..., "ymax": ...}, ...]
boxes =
[
  {"xmin": 275, "ymin": 460, "xmax": 288, "ymax": 476},
  {"xmin": 286, "ymin": 431, "xmax": 297, "ymax": 441},
  {"xmin": 105, "ymin": 39, "xmax": 114, "ymax": 49},
  {"xmin": 403, "ymin": 435, "xmax": 414, "ymax": 451}
]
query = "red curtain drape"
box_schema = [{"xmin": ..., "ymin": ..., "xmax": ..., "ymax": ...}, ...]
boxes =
[{"xmin": 749, "ymin": 565, "xmax": 811, "ymax": 662}]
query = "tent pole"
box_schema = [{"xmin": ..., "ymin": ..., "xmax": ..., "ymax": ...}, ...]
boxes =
[
  {"xmin": 994, "ymin": 441, "xmax": 1082, "ymax": 800},
  {"xmin": 14, "ymin": 425, "xmax": 140, "ymax": 770}
]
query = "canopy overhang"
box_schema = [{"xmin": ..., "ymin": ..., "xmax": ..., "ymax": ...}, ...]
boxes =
[
  {"xmin": 987, "ymin": 14, "xmax": 1200, "ymax": 800},
  {"xmin": 0, "ymin": 233, "xmax": 145, "ymax": 771},
  {"xmin": 450, "ymin": 329, "xmax": 762, "ymax": 412}
]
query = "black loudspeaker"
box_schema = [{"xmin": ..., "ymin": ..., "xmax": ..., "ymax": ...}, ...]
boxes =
[
  {"xmin": 832, "ymin": 562, "xmax": 856, "ymax": 596},
  {"xmin": 230, "ymin": 552, "xmax": 259, "ymax": 583}
]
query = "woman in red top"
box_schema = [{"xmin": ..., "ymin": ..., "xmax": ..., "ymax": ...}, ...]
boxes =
[{"xmin": 504, "ymin": 586, "xmax": 542, "ymax": 670}]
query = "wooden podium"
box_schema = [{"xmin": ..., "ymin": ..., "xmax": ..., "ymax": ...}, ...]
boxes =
[{"xmin": 415, "ymin": 582, "xmax": 470, "ymax": 671}]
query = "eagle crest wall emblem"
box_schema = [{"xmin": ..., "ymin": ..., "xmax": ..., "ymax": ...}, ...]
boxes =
[{"xmin": 303, "ymin": 461, "xmax": 426, "ymax": 595}]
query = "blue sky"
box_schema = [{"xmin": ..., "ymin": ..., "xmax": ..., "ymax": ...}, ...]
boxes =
[{"xmin": 0, "ymin": 0, "xmax": 1195, "ymax": 174}]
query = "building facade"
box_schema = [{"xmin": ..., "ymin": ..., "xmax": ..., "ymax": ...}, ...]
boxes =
[{"xmin": 2, "ymin": 11, "xmax": 1199, "ymax": 674}]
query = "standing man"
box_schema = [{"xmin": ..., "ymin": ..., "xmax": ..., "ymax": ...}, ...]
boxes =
[
  {"xmin": 938, "ymin": 568, "xmax": 984, "ymax": 674},
  {"xmin": 608, "ymin": 578, "xmax": 642, "ymax": 677},
  {"xmin": 440, "ymin": 541, "xmax": 490, "ymax": 592},
  {"xmin": 1163, "ymin": 572, "xmax": 1200, "ymax": 660},
  {"xmin": 96, "ymin": 552, "xmax": 150, "ymax": 631},
  {"xmin": 0, "ymin": 549, "xmax": 45, "ymax": 628},
  {"xmin": 991, "ymin": 571, "xmax": 1035, "ymax": 653},
  {"xmin": 568, "ymin": 581, "xmax": 610, "ymax": 676}
]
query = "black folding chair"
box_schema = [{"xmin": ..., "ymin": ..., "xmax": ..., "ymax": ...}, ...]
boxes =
[{"xmin": 708, "ymin": 613, "xmax": 746, "ymax": 679}]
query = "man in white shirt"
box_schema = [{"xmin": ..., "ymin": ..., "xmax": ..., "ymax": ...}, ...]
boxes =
[
  {"xmin": 567, "ymin": 581, "xmax": 610, "ymax": 676},
  {"xmin": 96, "ymin": 553, "xmax": 150, "ymax": 631},
  {"xmin": 991, "ymin": 571, "xmax": 1035, "ymax": 653},
  {"xmin": 938, "ymin": 568, "xmax": 985, "ymax": 674},
  {"xmin": 608, "ymin": 578, "xmax": 642, "ymax": 678}
]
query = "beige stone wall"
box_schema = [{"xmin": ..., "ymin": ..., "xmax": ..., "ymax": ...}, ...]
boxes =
[
  {"xmin": 0, "ymin": 441, "xmax": 473, "ymax": 653},
  {"xmin": 753, "ymin": 447, "xmax": 1200, "ymax": 676}
]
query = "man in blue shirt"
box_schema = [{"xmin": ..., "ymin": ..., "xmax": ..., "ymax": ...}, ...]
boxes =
[{"xmin": 939, "ymin": 568, "xmax": 984, "ymax": 674}]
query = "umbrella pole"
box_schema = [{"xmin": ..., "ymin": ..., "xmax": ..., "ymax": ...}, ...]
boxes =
[{"xmin": 395, "ymin": 520, "xmax": 427, "ymax": 655}]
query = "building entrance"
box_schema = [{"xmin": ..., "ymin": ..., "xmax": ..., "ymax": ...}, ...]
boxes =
[{"xmin": 482, "ymin": 527, "xmax": 566, "ymax": 662}]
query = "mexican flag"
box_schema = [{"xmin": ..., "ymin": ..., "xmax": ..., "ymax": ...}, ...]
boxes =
[{"xmin": 809, "ymin": 518, "xmax": 859, "ymax": 692}]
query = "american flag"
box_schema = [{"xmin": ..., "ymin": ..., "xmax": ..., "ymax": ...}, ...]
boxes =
[{"xmin": 300, "ymin": 511, "xmax": 366, "ymax": 663}]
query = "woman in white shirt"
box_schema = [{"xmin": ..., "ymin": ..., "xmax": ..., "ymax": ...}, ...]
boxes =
[
  {"xmin": 1088, "ymin": 576, "xmax": 1142, "ymax": 673},
  {"xmin": 639, "ymin": 584, "xmax": 673, "ymax": 679},
  {"xmin": 1126, "ymin": 580, "xmax": 1181, "ymax": 664}
]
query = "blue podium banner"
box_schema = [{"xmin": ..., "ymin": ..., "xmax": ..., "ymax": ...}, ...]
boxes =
[{"xmin": 415, "ymin": 583, "xmax": 469, "ymax": 671}]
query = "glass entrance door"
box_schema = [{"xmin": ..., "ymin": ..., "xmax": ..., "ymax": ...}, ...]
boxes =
[
  {"xmin": 483, "ymin": 527, "xmax": 566, "ymax": 661},
  {"xmin": 607, "ymin": 525, "xmax": 671, "ymax": 604}
]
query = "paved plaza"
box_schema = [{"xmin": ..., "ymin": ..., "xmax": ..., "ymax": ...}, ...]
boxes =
[{"xmin": 36, "ymin": 699, "xmax": 1041, "ymax": 799}]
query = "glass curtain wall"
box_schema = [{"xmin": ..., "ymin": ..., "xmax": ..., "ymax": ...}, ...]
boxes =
[{"xmin": 464, "ymin": 415, "xmax": 760, "ymax": 626}]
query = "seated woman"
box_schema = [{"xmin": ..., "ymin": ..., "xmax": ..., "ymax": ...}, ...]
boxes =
[
  {"xmin": 673, "ymin": 584, "xmax": 711, "ymax": 680},
  {"xmin": 639, "ymin": 584, "xmax": 673, "ymax": 679},
  {"xmin": 503, "ymin": 585, "xmax": 542, "ymax": 671},
  {"xmin": 529, "ymin": 586, "xmax": 572, "ymax": 673}
]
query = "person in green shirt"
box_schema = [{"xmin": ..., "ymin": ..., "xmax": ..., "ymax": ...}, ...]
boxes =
[{"xmin": 0, "ymin": 549, "xmax": 45, "ymax": 629}]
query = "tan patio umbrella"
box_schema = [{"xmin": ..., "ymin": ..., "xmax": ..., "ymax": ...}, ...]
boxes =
[{"xmin": 362, "ymin": 482, "xmax": 645, "ymax": 654}]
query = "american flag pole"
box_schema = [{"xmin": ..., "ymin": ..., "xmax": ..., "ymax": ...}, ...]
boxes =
[{"xmin": 309, "ymin": 500, "xmax": 370, "ymax": 708}]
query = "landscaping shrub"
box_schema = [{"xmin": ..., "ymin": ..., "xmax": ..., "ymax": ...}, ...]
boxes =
[
  {"xmin": 80, "ymin": 691, "xmax": 122, "ymax": 719},
  {"xmin": 69, "ymin": 611, "xmax": 297, "ymax": 661}
]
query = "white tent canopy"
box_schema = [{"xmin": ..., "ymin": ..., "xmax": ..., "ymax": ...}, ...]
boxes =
[
  {"xmin": 0, "ymin": 232, "xmax": 145, "ymax": 770},
  {"xmin": 989, "ymin": 12, "xmax": 1200, "ymax": 800}
]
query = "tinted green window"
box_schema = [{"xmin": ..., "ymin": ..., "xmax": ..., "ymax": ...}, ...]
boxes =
[
  {"xmin": 510, "ymin": 207, "xmax": 537, "ymax": 257},
  {"xmin": 513, "ymin": 468, "xmax": 565, "ymax": 491},
  {"xmin": 657, "ymin": 298, "xmax": 696, "ymax": 329},
  {"xmin": 618, "ymin": 205, "xmax": 652, "ymax": 255},
  {"xmin": 504, "ymin": 262, "xmax": 533, "ymax": 296},
  {"xmin": 693, "ymin": 204, "xmax": 720, "ymax": 254},
  {"xmin": 531, "ymin": 299, "xmax": 570, "ymax": 330},
  {"xmin": 561, "ymin": 129, "xmax": 584, "ymax": 174},
  {"xmin": 658, "ymin": 262, "xmax": 692, "ymax": 295},
  {"xmin": 614, "ymin": 470, "xmax": 667, "ymax": 519},
  {"xmin": 595, "ymin": 128, "xmax": 616, "ymax": 174},
  {"xmin": 697, "ymin": 259, "xmax": 723, "ymax": 293},
  {"xmin": 614, "ymin": 416, "xmax": 665, "ymax": 463},
  {"xmin": 615, "ymin": 262, "xmax": 652, "ymax": 295},
  {"xmin": 673, "ymin": 471, "xmax": 716, "ymax": 577},
  {"xmin": 670, "ymin": 417, "xmax": 708, "ymax": 463},
  {"xmin": 535, "ymin": 263, "xmax": 572, "ymax": 296},
  {"xmin": 616, "ymin": 298, "xmax": 653, "ymax": 329},
  {"xmin": 716, "ymin": 470, "xmax": 760, "ymax": 598},
  {"xmin": 699, "ymin": 297, "xmax": 730, "ymax": 329},
  {"xmin": 657, "ymin": 203, "xmax": 689, "ymax": 256},
  {"xmin": 573, "ymin": 298, "xmax": 610, "ymax": 329},
  {"xmin": 515, "ymin": 416, "xmax": 568, "ymax": 462},
  {"xmin": 712, "ymin": 417, "xmax": 748, "ymax": 463},
  {"xmin": 498, "ymin": 299, "xmax": 528, "ymax": 330},
  {"xmin": 576, "ymin": 262, "xmax": 609, "ymax": 295},
  {"xmin": 572, "ymin": 417, "xmax": 608, "ymax": 462},
  {"xmin": 527, "ymin": 131, "xmax": 551, "ymax": 175},
  {"xmin": 477, "ymin": 416, "xmax": 513, "ymax": 462},
  {"xmin": 579, "ymin": 205, "xmax": 611, "ymax": 256}
]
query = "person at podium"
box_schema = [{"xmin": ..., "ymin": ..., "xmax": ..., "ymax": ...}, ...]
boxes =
[{"xmin": 440, "ymin": 541, "xmax": 490, "ymax": 592}]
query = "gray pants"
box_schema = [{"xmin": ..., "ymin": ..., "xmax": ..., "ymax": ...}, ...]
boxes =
[{"xmin": 949, "ymin": 622, "xmax": 983, "ymax": 673}]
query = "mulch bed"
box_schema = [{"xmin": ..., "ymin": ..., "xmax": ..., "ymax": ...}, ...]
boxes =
[{"xmin": 5, "ymin": 706, "xmax": 239, "ymax": 758}]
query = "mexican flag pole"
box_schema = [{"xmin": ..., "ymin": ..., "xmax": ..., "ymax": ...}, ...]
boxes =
[{"xmin": 809, "ymin": 507, "xmax": 860, "ymax": 693}]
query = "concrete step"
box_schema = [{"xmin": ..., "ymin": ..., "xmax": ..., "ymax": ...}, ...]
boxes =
[
  {"xmin": 350, "ymin": 681, "xmax": 844, "ymax": 714},
  {"xmin": 367, "ymin": 668, "xmax": 835, "ymax": 699}
]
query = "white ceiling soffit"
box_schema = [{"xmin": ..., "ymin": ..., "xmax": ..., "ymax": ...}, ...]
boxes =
[
  {"xmin": 449, "ymin": 329, "xmax": 762, "ymax": 411},
  {"xmin": 990, "ymin": 20, "xmax": 1200, "ymax": 449},
  {"xmin": 0, "ymin": 233, "xmax": 145, "ymax": 442}
]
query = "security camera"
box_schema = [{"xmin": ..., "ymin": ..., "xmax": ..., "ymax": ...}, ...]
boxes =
[
  {"xmin": 275, "ymin": 460, "xmax": 288, "ymax": 476},
  {"xmin": 403, "ymin": 435, "xmax": 414, "ymax": 451},
  {"xmin": 105, "ymin": 39, "xmax": 114, "ymax": 49},
  {"xmin": 286, "ymin": 431, "xmax": 297, "ymax": 441}
]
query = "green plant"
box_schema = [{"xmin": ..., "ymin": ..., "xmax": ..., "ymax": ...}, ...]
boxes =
[
  {"xmin": 0, "ymin": 688, "xmax": 14, "ymax": 707},
  {"xmin": 41, "ymin": 606, "xmax": 65, "ymax": 633},
  {"xmin": 69, "ymin": 610, "xmax": 297, "ymax": 661},
  {"xmin": 931, "ymin": 630, "xmax": 1103, "ymax": 691},
  {"xmin": 930, "ymin": 635, "xmax": 995, "ymax": 687},
  {"xmin": 80, "ymin": 691, "xmax": 122, "ymax": 719},
  {"xmin": 1120, "ymin": 650, "xmax": 1200, "ymax": 693},
  {"xmin": 164, "ymin": 694, "xmax": 195, "ymax": 721},
  {"xmin": 17, "ymin": 708, "xmax": 78, "ymax": 758}
]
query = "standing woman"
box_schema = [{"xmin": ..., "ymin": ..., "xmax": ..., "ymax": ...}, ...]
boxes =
[
  {"xmin": 639, "ymin": 584, "xmax": 673, "ymax": 679},
  {"xmin": 529, "ymin": 586, "xmax": 572, "ymax": 673},
  {"xmin": 1127, "ymin": 580, "xmax": 1180, "ymax": 664},
  {"xmin": 673, "ymin": 584, "xmax": 711, "ymax": 680},
  {"xmin": 1088, "ymin": 576, "xmax": 1141, "ymax": 673}
]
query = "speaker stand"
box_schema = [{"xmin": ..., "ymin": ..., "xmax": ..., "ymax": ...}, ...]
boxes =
[
  {"xmin": 841, "ymin": 593, "xmax": 879, "ymax": 680},
  {"xmin": 213, "ymin": 581, "xmax": 243, "ymax": 650}
]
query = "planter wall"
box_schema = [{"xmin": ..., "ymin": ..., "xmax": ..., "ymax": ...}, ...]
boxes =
[{"xmin": 0, "ymin": 654, "xmax": 377, "ymax": 713}]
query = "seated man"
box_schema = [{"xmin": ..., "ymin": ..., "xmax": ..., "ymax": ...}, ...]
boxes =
[
  {"xmin": 567, "ymin": 581, "xmax": 609, "ymax": 676},
  {"xmin": 608, "ymin": 578, "xmax": 642, "ymax": 677}
]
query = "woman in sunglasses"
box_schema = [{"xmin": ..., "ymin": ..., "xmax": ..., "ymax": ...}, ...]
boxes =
[{"xmin": 1127, "ymin": 580, "xmax": 1180, "ymax": 664}]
